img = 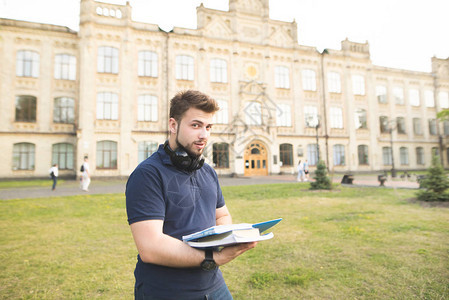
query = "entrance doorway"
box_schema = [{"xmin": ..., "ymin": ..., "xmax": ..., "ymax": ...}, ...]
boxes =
[{"xmin": 243, "ymin": 141, "xmax": 268, "ymax": 176}]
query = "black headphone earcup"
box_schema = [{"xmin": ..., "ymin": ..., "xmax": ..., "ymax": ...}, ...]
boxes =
[{"xmin": 164, "ymin": 140, "xmax": 204, "ymax": 172}]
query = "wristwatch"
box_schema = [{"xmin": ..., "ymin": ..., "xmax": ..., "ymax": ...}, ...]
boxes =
[{"xmin": 200, "ymin": 249, "xmax": 217, "ymax": 271}]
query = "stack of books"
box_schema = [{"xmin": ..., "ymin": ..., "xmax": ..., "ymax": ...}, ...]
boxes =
[{"xmin": 182, "ymin": 218, "xmax": 282, "ymax": 249}]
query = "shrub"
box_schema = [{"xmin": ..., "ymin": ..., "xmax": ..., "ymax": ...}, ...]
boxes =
[
  {"xmin": 417, "ymin": 155, "xmax": 449, "ymax": 201},
  {"xmin": 310, "ymin": 160, "xmax": 332, "ymax": 190}
]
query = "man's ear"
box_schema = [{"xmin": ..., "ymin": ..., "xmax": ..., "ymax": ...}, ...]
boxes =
[{"xmin": 168, "ymin": 118, "xmax": 178, "ymax": 135}]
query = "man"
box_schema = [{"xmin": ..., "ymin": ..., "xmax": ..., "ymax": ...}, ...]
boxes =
[
  {"xmin": 49, "ymin": 163, "xmax": 58, "ymax": 191},
  {"xmin": 81, "ymin": 156, "xmax": 90, "ymax": 191},
  {"xmin": 126, "ymin": 90, "xmax": 256, "ymax": 299}
]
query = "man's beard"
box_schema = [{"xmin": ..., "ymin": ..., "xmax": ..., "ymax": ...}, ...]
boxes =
[{"xmin": 175, "ymin": 136, "xmax": 203, "ymax": 158}]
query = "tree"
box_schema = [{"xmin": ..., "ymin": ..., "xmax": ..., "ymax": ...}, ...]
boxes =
[
  {"xmin": 417, "ymin": 155, "xmax": 449, "ymax": 202},
  {"xmin": 310, "ymin": 160, "xmax": 332, "ymax": 190}
]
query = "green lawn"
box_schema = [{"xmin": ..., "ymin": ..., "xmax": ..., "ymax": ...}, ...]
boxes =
[{"xmin": 1, "ymin": 183, "xmax": 448, "ymax": 299}]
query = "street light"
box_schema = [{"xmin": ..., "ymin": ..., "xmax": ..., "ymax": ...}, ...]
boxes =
[
  {"xmin": 387, "ymin": 120, "xmax": 397, "ymax": 178},
  {"xmin": 306, "ymin": 115, "xmax": 320, "ymax": 162}
]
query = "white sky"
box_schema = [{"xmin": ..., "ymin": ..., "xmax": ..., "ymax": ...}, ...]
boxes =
[{"xmin": 1, "ymin": 0, "xmax": 447, "ymax": 73}]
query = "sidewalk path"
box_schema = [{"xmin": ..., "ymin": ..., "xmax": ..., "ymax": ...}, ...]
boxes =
[{"xmin": 0, "ymin": 174, "xmax": 419, "ymax": 200}]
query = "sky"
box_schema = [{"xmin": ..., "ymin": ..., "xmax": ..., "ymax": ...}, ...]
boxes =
[{"xmin": 0, "ymin": 0, "xmax": 447, "ymax": 73}]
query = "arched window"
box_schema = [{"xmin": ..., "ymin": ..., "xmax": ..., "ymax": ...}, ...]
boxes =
[
  {"xmin": 400, "ymin": 147, "xmax": 409, "ymax": 165},
  {"xmin": 416, "ymin": 147, "xmax": 425, "ymax": 165},
  {"xmin": 210, "ymin": 58, "xmax": 227, "ymax": 83},
  {"xmin": 97, "ymin": 92, "xmax": 118, "ymax": 120},
  {"xmin": 213, "ymin": 143, "xmax": 229, "ymax": 168},
  {"xmin": 15, "ymin": 95, "xmax": 37, "ymax": 122},
  {"xmin": 175, "ymin": 55, "xmax": 194, "ymax": 80},
  {"xmin": 97, "ymin": 46, "xmax": 119, "ymax": 74},
  {"xmin": 213, "ymin": 100, "xmax": 228, "ymax": 124},
  {"xmin": 358, "ymin": 145, "xmax": 369, "ymax": 165},
  {"xmin": 96, "ymin": 140, "xmax": 117, "ymax": 169},
  {"xmin": 307, "ymin": 144, "xmax": 318, "ymax": 166},
  {"xmin": 138, "ymin": 141, "xmax": 158, "ymax": 164},
  {"xmin": 54, "ymin": 54, "xmax": 76, "ymax": 80},
  {"xmin": 16, "ymin": 50, "xmax": 39, "ymax": 77},
  {"xmin": 52, "ymin": 143, "xmax": 74, "ymax": 170},
  {"xmin": 333, "ymin": 144, "xmax": 345, "ymax": 166},
  {"xmin": 138, "ymin": 51, "xmax": 158, "ymax": 77},
  {"xmin": 137, "ymin": 95, "xmax": 158, "ymax": 122},
  {"xmin": 54, "ymin": 97, "xmax": 75, "ymax": 124},
  {"xmin": 382, "ymin": 147, "xmax": 392, "ymax": 165},
  {"xmin": 13, "ymin": 143, "xmax": 35, "ymax": 170},
  {"xmin": 279, "ymin": 144, "xmax": 293, "ymax": 166}
]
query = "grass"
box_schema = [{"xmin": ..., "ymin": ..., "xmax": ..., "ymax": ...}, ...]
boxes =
[{"xmin": 1, "ymin": 183, "xmax": 448, "ymax": 299}]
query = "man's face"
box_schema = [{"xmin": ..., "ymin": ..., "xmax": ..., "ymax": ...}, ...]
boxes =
[{"xmin": 171, "ymin": 108, "xmax": 214, "ymax": 157}]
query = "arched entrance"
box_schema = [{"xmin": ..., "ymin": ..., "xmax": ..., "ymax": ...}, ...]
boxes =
[{"xmin": 243, "ymin": 140, "xmax": 268, "ymax": 176}]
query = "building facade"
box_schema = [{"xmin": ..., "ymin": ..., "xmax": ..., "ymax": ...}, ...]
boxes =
[{"xmin": 1, "ymin": 0, "xmax": 448, "ymax": 179}]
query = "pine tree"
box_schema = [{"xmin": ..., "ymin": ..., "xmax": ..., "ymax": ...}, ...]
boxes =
[
  {"xmin": 417, "ymin": 155, "xmax": 449, "ymax": 201},
  {"xmin": 310, "ymin": 160, "xmax": 332, "ymax": 190}
]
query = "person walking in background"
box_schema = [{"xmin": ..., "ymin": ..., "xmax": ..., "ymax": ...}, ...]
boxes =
[
  {"xmin": 80, "ymin": 156, "xmax": 90, "ymax": 191},
  {"xmin": 304, "ymin": 159, "xmax": 309, "ymax": 181},
  {"xmin": 49, "ymin": 163, "xmax": 58, "ymax": 191},
  {"xmin": 297, "ymin": 160, "xmax": 305, "ymax": 182}
]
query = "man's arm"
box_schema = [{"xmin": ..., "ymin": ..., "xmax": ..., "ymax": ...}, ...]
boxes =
[
  {"xmin": 130, "ymin": 219, "xmax": 256, "ymax": 268},
  {"xmin": 215, "ymin": 205, "xmax": 232, "ymax": 226}
]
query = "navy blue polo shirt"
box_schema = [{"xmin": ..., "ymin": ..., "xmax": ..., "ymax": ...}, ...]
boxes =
[{"xmin": 126, "ymin": 144, "xmax": 226, "ymax": 298}]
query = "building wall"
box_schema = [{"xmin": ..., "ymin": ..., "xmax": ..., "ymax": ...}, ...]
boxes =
[{"xmin": 0, "ymin": 0, "xmax": 448, "ymax": 179}]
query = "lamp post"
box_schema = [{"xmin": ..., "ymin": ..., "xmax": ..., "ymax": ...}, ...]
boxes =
[
  {"xmin": 388, "ymin": 120, "xmax": 397, "ymax": 178},
  {"xmin": 307, "ymin": 115, "xmax": 320, "ymax": 162}
]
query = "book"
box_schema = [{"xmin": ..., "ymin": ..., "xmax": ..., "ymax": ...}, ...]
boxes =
[{"xmin": 182, "ymin": 218, "xmax": 282, "ymax": 249}]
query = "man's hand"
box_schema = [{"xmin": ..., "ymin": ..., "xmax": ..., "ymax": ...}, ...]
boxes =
[{"xmin": 214, "ymin": 242, "xmax": 258, "ymax": 266}]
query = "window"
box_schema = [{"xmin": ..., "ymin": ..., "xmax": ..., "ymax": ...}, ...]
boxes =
[
  {"xmin": 275, "ymin": 66, "xmax": 290, "ymax": 89},
  {"xmin": 54, "ymin": 54, "xmax": 76, "ymax": 80},
  {"xmin": 425, "ymin": 90, "xmax": 435, "ymax": 108},
  {"xmin": 244, "ymin": 102, "xmax": 262, "ymax": 125},
  {"xmin": 439, "ymin": 91, "xmax": 449, "ymax": 109},
  {"xmin": 409, "ymin": 89, "xmax": 420, "ymax": 107},
  {"xmin": 97, "ymin": 92, "xmax": 118, "ymax": 120},
  {"xmin": 137, "ymin": 95, "xmax": 158, "ymax": 122},
  {"xmin": 416, "ymin": 147, "xmax": 424, "ymax": 165},
  {"xmin": 302, "ymin": 69, "xmax": 316, "ymax": 91},
  {"xmin": 97, "ymin": 46, "xmax": 119, "ymax": 74},
  {"xmin": 393, "ymin": 87, "xmax": 404, "ymax": 105},
  {"xmin": 432, "ymin": 147, "xmax": 439, "ymax": 157},
  {"xmin": 96, "ymin": 140, "xmax": 117, "ymax": 169},
  {"xmin": 396, "ymin": 117, "xmax": 406, "ymax": 134},
  {"xmin": 330, "ymin": 107, "xmax": 343, "ymax": 129},
  {"xmin": 279, "ymin": 144, "xmax": 293, "ymax": 166},
  {"xmin": 176, "ymin": 55, "xmax": 194, "ymax": 80},
  {"xmin": 376, "ymin": 85, "xmax": 387, "ymax": 103},
  {"xmin": 358, "ymin": 145, "xmax": 369, "ymax": 165},
  {"xmin": 210, "ymin": 58, "xmax": 227, "ymax": 83},
  {"xmin": 444, "ymin": 121, "xmax": 449, "ymax": 136},
  {"xmin": 379, "ymin": 116, "xmax": 389, "ymax": 133},
  {"xmin": 400, "ymin": 147, "xmax": 409, "ymax": 165},
  {"xmin": 352, "ymin": 75, "xmax": 365, "ymax": 95},
  {"xmin": 307, "ymin": 144, "xmax": 318, "ymax": 166},
  {"xmin": 429, "ymin": 119, "xmax": 437, "ymax": 135},
  {"xmin": 354, "ymin": 108, "xmax": 367, "ymax": 129},
  {"xmin": 276, "ymin": 104, "xmax": 291, "ymax": 127},
  {"xmin": 333, "ymin": 144, "xmax": 345, "ymax": 166},
  {"xmin": 52, "ymin": 143, "xmax": 74, "ymax": 170},
  {"xmin": 213, "ymin": 143, "xmax": 229, "ymax": 168},
  {"xmin": 328, "ymin": 71, "xmax": 341, "ymax": 93},
  {"xmin": 53, "ymin": 97, "xmax": 75, "ymax": 124},
  {"xmin": 15, "ymin": 95, "xmax": 36, "ymax": 122},
  {"xmin": 304, "ymin": 106, "xmax": 318, "ymax": 127},
  {"xmin": 138, "ymin": 51, "xmax": 158, "ymax": 77},
  {"xmin": 382, "ymin": 147, "xmax": 392, "ymax": 165},
  {"xmin": 12, "ymin": 143, "xmax": 35, "ymax": 170},
  {"xmin": 212, "ymin": 100, "xmax": 229, "ymax": 124},
  {"xmin": 138, "ymin": 141, "xmax": 157, "ymax": 164},
  {"xmin": 413, "ymin": 118, "xmax": 422, "ymax": 135},
  {"xmin": 16, "ymin": 50, "xmax": 39, "ymax": 77}
]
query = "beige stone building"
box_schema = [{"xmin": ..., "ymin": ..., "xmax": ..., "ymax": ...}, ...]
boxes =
[{"xmin": 1, "ymin": 0, "xmax": 448, "ymax": 179}]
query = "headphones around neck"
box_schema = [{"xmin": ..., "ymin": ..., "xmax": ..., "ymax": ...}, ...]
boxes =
[{"xmin": 163, "ymin": 140, "xmax": 205, "ymax": 172}]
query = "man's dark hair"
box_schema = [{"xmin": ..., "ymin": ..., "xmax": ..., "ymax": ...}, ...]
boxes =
[{"xmin": 169, "ymin": 90, "xmax": 219, "ymax": 122}]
